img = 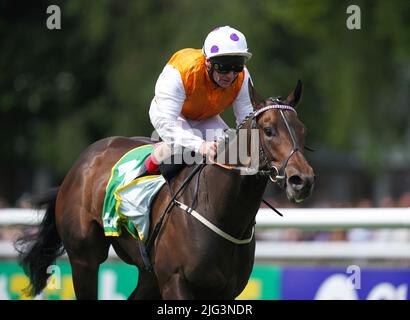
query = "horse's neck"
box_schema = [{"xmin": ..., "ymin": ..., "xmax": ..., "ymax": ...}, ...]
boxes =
[
  {"xmin": 207, "ymin": 124, "xmax": 266, "ymax": 221},
  {"xmin": 203, "ymin": 166, "xmax": 268, "ymax": 236}
]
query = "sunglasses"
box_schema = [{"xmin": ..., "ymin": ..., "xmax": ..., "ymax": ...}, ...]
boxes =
[{"xmin": 213, "ymin": 63, "xmax": 244, "ymax": 74}]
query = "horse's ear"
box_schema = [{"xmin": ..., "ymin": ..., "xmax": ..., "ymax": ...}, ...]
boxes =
[
  {"xmin": 248, "ymin": 79, "xmax": 265, "ymax": 110},
  {"xmin": 285, "ymin": 80, "xmax": 303, "ymax": 108}
]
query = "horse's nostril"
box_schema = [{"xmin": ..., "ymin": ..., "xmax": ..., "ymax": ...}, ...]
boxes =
[{"xmin": 288, "ymin": 175, "xmax": 304, "ymax": 186}]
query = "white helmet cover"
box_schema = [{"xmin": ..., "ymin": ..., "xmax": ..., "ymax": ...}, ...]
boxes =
[{"xmin": 203, "ymin": 26, "xmax": 252, "ymax": 60}]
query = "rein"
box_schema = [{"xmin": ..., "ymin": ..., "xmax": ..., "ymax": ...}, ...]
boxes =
[
  {"xmin": 143, "ymin": 103, "xmax": 300, "ymax": 263},
  {"xmin": 209, "ymin": 103, "xmax": 301, "ymax": 218},
  {"xmin": 212, "ymin": 103, "xmax": 299, "ymax": 187},
  {"xmin": 145, "ymin": 163, "xmax": 206, "ymax": 254}
]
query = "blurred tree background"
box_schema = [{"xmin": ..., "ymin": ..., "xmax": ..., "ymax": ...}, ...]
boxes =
[{"xmin": 1, "ymin": 0, "xmax": 409, "ymax": 205}]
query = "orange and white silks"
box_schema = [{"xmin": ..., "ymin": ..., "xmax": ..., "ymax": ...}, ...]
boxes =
[
  {"xmin": 149, "ymin": 48, "xmax": 253, "ymax": 153},
  {"xmin": 167, "ymin": 48, "xmax": 245, "ymax": 121}
]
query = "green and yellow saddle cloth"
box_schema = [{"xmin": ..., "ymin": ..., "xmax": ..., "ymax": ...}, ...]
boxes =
[{"xmin": 102, "ymin": 144, "xmax": 166, "ymax": 241}]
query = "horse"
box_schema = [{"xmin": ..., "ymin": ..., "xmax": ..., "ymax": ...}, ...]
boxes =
[{"xmin": 16, "ymin": 80, "xmax": 315, "ymax": 299}]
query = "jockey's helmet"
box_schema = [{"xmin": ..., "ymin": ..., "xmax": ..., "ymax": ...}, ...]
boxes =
[{"xmin": 202, "ymin": 26, "xmax": 252, "ymax": 61}]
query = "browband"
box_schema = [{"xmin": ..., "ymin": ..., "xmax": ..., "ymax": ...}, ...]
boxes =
[{"xmin": 253, "ymin": 105, "xmax": 297, "ymax": 117}]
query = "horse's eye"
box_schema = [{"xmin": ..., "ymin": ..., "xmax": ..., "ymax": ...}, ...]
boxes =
[{"xmin": 264, "ymin": 127, "xmax": 275, "ymax": 137}]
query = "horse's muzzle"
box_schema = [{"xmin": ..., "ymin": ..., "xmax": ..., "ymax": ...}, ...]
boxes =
[{"xmin": 286, "ymin": 173, "xmax": 315, "ymax": 203}]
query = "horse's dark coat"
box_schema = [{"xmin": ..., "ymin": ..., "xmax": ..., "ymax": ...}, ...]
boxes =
[{"xmin": 17, "ymin": 82, "xmax": 314, "ymax": 299}]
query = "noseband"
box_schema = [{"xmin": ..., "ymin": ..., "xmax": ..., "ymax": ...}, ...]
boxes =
[{"xmin": 249, "ymin": 100, "xmax": 300, "ymax": 188}]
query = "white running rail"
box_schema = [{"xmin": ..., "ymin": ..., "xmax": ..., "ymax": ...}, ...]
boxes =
[{"xmin": 1, "ymin": 207, "xmax": 409, "ymax": 260}]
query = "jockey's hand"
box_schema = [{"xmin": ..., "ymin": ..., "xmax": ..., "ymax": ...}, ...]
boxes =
[{"xmin": 199, "ymin": 141, "xmax": 217, "ymax": 161}]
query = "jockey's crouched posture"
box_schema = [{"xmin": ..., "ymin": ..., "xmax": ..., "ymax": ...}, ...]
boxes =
[{"xmin": 135, "ymin": 26, "xmax": 255, "ymax": 180}]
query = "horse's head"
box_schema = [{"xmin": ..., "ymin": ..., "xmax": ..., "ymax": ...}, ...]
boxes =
[{"xmin": 247, "ymin": 80, "xmax": 315, "ymax": 203}]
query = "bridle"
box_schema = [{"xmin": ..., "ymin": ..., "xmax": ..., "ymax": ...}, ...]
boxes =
[
  {"xmin": 250, "ymin": 99, "xmax": 300, "ymax": 189},
  {"xmin": 144, "ymin": 100, "xmax": 302, "ymax": 256},
  {"xmin": 215, "ymin": 99, "xmax": 301, "ymax": 189}
]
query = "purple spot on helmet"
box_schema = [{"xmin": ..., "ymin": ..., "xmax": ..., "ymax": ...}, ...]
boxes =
[
  {"xmin": 230, "ymin": 33, "xmax": 239, "ymax": 41},
  {"xmin": 211, "ymin": 45, "xmax": 219, "ymax": 53}
]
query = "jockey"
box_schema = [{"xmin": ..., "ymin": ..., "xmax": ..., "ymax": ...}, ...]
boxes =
[{"xmin": 137, "ymin": 26, "xmax": 254, "ymax": 179}]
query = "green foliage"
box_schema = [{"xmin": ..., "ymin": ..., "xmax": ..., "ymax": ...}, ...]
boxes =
[{"xmin": 1, "ymin": 0, "xmax": 409, "ymax": 200}]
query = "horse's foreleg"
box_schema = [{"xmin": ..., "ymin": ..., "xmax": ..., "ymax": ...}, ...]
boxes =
[{"xmin": 160, "ymin": 272, "xmax": 194, "ymax": 300}]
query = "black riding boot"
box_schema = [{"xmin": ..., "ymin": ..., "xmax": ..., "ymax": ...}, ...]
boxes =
[
  {"xmin": 159, "ymin": 162, "xmax": 186, "ymax": 182},
  {"xmin": 158, "ymin": 147, "xmax": 200, "ymax": 182}
]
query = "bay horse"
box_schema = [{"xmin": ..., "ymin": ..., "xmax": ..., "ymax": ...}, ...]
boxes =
[{"xmin": 16, "ymin": 81, "xmax": 315, "ymax": 299}]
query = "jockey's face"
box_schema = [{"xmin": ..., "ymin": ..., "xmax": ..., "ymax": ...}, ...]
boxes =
[
  {"xmin": 212, "ymin": 69, "xmax": 239, "ymax": 88},
  {"xmin": 206, "ymin": 56, "xmax": 245, "ymax": 88}
]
